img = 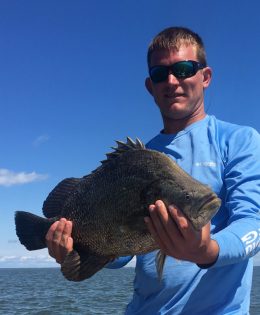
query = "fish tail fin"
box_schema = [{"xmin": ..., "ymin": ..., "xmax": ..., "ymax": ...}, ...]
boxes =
[
  {"xmin": 156, "ymin": 250, "xmax": 166, "ymax": 281},
  {"xmin": 15, "ymin": 211, "xmax": 54, "ymax": 250}
]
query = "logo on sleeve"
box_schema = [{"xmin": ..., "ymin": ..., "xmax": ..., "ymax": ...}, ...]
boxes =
[
  {"xmin": 195, "ymin": 162, "xmax": 216, "ymax": 167},
  {"xmin": 241, "ymin": 229, "xmax": 260, "ymax": 256}
]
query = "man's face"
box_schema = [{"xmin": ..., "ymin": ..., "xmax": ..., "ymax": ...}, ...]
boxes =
[{"xmin": 145, "ymin": 45, "xmax": 212, "ymax": 125}]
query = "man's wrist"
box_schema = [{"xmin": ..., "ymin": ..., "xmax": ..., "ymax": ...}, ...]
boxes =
[{"xmin": 196, "ymin": 240, "xmax": 219, "ymax": 268}]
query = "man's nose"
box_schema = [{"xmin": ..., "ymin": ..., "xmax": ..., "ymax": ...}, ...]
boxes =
[{"xmin": 167, "ymin": 73, "xmax": 179, "ymax": 85}]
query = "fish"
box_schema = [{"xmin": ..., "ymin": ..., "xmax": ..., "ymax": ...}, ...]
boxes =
[{"xmin": 15, "ymin": 137, "xmax": 221, "ymax": 282}]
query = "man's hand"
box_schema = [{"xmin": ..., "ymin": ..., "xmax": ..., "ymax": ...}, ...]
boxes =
[
  {"xmin": 45, "ymin": 218, "xmax": 73, "ymax": 264},
  {"xmin": 144, "ymin": 200, "xmax": 219, "ymax": 266}
]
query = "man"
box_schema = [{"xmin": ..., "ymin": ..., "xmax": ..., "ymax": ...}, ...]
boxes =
[{"xmin": 46, "ymin": 27, "xmax": 260, "ymax": 314}]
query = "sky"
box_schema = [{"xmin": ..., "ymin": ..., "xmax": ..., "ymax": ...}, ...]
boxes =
[{"xmin": 0, "ymin": 0, "xmax": 259, "ymax": 268}]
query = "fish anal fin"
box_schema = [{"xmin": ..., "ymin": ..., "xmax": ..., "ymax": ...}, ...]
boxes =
[
  {"xmin": 61, "ymin": 250, "xmax": 110, "ymax": 282},
  {"xmin": 42, "ymin": 178, "xmax": 81, "ymax": 218},
  {"xmin": 156, "ymin": 250, "xmax": 167, "ymax": 281}
]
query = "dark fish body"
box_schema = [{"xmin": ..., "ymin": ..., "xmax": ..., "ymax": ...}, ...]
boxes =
[{"xmin": 15, "ymin": 138, "xmax": 221, "ymax": 281}]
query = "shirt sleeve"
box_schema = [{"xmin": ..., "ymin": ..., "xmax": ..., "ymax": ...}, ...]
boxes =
[
  {"xmin": 208, "ymin": 126, "xmax": 260, "ymax": 268},
  {"xmin": 105, "ymin": 256, "xmax": 134, "ymax": 269}
]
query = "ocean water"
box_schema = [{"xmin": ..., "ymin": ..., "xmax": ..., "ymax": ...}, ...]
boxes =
[{"xmin": 0, "ymin": 266, "xmax": 259, "ymax": 314}]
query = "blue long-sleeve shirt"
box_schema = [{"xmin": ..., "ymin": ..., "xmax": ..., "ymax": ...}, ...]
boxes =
[{"xmin": 107, "ymin": 115, "xmax": 260, "ymax": 315}]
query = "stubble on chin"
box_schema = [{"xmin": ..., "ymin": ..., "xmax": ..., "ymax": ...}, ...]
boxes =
[{"xmin": 160, "ymin": 103, "xmax": 206, "ymax": 133}]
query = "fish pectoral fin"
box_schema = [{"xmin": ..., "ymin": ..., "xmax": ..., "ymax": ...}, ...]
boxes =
[{"xmin": 61, "ymin": 250, "xmax": 109, "ymax": 282}]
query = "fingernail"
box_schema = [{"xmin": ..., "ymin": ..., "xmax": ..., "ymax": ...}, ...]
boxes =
[
  {"xmin": 168, "ymin": 205, "xmax": 175, "ymax": 211},
  {"xmin": 149, "ymin": 205, "xmax": 155, "ymax": 212},
  {"xmin": 170, "ymin": 205, "xmax": 183, "ymax": 216},
  {"xmin": 156, "ymin": 200, "xmax": 163, "ymax": 206}
]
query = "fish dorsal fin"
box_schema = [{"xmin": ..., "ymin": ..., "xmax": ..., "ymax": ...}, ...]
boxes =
[
  {"xmin": 42, "ymin": 177, "xmax": 81, "ymax": 218},
  {"xmin": 101, "ymin": 137, "xmax": 145, "ymax": 165}
]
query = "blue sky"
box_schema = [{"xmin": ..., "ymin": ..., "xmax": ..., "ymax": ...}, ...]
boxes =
[{"xmin": 0, "ymin": 0, "xmax": 259, "ymax": 268}]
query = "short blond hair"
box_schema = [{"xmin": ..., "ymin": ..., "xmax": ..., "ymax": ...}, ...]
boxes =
[{"xmin": 147, "ymin": 27, "xmax": 207, "ymax": 67}]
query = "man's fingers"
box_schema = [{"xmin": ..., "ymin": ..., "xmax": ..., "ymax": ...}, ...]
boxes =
[
  {"xmin": 45, "ymin": 218, "xmax": 73, "ymax": 263},
  {"xmin": 145, "ymin": 204, "xmax": 167, "ymax": 251},
  {"xmin": 168, "ymin": 205, "xmax": 189, "ymax": 237},
  {"xmin": 52, "ymin": 218, "xmax": 67, "ymax": 242},
  {"xmin": 45, "ymin": 220, "xmax": 60, "ymax": 242},
  {"xmin": 153, "ymin": 201, "xmax": 183, "ymax": 242},
  {"xmin": 60, "ymin": 221, "xmax": 73, "ymax": 252},
  {"xmin": 63, "ymin": 220, "xmax": 73, "ymax": 235},
  {"xmin": 145, "ymin": 201, "xmax": 180, "ymax": 254},
  {"xmin": 66, "ymin": 236, "xmax": 74, "ymax": 252}
]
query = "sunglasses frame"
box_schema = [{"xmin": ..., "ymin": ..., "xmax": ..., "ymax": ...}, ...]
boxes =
[{"xmin": 149, "ymin": 60, "xmax": 206, "ymax": 83}]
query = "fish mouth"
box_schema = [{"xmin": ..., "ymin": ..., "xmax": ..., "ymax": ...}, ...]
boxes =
[
  {"xmin": 199, "ymin": 195, "xmax": 220, "ymax": 211},
  {"xmin": 191, "ymin": 194, "xmax": 221, "ymax": 230}
]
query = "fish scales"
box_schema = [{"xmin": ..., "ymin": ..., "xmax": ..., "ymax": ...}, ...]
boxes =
[
  {"xmin": 62, "ymin": 151, "xmax": 160, "ymax": 256},
  {"xmin": 15, "ymin": 137, "xmax": 221, "ymax": 282}
]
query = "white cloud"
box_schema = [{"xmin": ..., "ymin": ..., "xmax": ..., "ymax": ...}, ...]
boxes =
[
  {"xmin": 33, "ymin": 134, "xmax": 50, "ymax": 147},
  {"xmin": 0, "ymin": 254, "xmax": 136, "ymax": 269},
  {"xmin": 0, "ymin": 255, "xmax": 17, "ymax": 262},
  {"xmin": 0, "ymin": 254, "xmax": 57, "ymax": 268},
  {"xmin": 0, "ymin": 169, "xmax": 48, "ymax": 187}
]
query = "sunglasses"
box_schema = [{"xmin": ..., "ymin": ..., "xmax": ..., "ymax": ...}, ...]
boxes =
[{"xmin": 149, "ymin": 60, "xmax": 206, "ymax": 83}]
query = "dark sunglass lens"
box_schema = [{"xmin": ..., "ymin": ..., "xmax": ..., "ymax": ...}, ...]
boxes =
[
  {"xmin": 172, "ymin": 61, "xmax": 195, "ymax": 78},
  {"xmin": 150, "ymin": 66, "xmax": 168, "ymax": 83}
]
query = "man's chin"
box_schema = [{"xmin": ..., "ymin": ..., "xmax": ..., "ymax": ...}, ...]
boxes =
[{"xmin": 161, "ymin": 106, "xmax": 190, "ymax": 120}]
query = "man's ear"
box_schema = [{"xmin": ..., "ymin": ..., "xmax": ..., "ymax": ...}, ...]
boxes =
[
  {"xmin": 145, "ymin": 77, "xmax": 154, "ymax": 96},
  {"xmin": 202, "ymin": 67, "xmax": 212, "ymax": 89}
]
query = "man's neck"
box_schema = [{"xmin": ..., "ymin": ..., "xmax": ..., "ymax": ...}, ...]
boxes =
[{"xmin": 162, "ymin": 112, "xmax": 206, "ymax": 134}]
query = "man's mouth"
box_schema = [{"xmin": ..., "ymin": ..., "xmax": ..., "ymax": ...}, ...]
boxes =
[{"xmin": 165, "ymin": 93, "xmax": 185, "ymax": 99}]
